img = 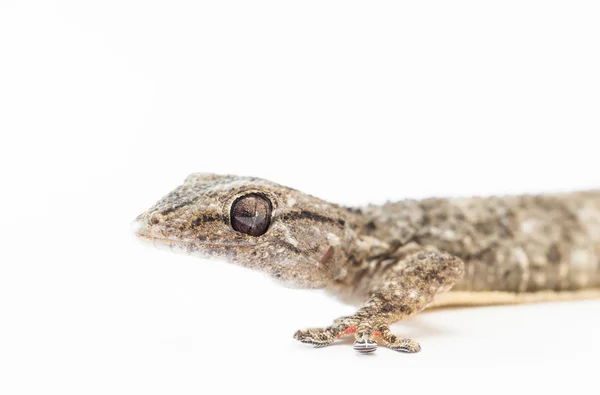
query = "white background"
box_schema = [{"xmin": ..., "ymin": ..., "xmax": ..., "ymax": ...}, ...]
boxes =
[{"xmin": 1, "ymin": 1, "xmax": 599, "ymax": 394}]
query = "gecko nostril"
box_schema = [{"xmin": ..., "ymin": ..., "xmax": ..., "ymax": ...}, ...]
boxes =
[{"xmin": 149, "ymin": 212, "xmax": 161, "ymax": 225}]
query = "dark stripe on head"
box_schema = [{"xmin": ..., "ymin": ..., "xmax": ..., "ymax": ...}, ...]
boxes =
[
  {"xmin": 160, "ymin": 197, "xmax": 199, "ymax": 215},
  {"xmin": 191, "ymin": 214, "xmax": 222, "ymax": 227}
]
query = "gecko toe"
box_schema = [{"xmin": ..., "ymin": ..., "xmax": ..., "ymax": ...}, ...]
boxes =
[
  {"xmin": 294, "ymin": 329, "xmax": 335, "ymax": 348},
  {"xmin": 353, "ymin": 339, "xmax": 377, "ymax": 354},
  {"xmin": 389, "ymin": 339, "xmax": 421, "ymax": 353}
]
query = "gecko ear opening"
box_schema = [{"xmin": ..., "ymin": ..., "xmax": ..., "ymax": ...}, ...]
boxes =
[{"xmin": 230, "ymin": 193, "xmax": 272, "ymax": 237}]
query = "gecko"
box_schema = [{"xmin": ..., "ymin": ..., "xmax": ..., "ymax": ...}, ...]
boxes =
[{"xmin": 132, "ymin": 173, "xmax": 600, "ymax": 354}]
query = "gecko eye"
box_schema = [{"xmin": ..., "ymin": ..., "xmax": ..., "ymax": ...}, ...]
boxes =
[{"xmin": 230, "ymin": 193, "xmax": 272, "ymax": 237}]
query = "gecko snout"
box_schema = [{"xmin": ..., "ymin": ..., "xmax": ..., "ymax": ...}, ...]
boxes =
[
  {"xmin": 131, "ymin": 219, "xmax": 149, "ymax": 238},
  {"xmin": 132, "ymin": 211, "xmax": 170, "ymax": 239}
]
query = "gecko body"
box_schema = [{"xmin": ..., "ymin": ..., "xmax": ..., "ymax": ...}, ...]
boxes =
[{"xmin": 133, "ymin": 174, "xmax": 600, "ymax": 353}]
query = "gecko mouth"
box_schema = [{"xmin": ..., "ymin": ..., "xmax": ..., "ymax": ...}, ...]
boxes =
[{"xmin": 130, "ymin": 219, "xmax": 268, "ymax": 249}]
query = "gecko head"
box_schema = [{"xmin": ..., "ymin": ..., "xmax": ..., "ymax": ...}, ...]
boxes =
[{"xmin": 133, "ymin": 173, "xmax": 355, "ymax": 288}]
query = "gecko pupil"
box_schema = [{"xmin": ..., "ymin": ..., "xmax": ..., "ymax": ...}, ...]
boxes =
[{"xmin": 230, "ymin": 194, "xmax": 272, "ymax": 236}]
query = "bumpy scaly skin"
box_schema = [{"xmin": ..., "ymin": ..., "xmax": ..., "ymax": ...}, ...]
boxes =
[{"xmin": 134, "ymin": 174, "xmax": 600, "ymax": 354}]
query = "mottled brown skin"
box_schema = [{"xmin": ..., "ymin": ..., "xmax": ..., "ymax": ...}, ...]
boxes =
[{"xmin": 133, "ymin": 174, "xmax": 600, "ymax": 354}]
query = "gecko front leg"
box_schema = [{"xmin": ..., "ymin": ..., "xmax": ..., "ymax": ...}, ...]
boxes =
[{"xmin": 294, "ymin": 250, "xmax": 465, "ymax": 353}]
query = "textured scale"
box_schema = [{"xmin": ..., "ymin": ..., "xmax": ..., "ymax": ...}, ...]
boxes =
[
  {"xmin": 356, "ymin": 192, "xmax": 600, "ymax": 293},
  {"xmin": 133, "ymin": 173, "xmax": 600, "ymax": 354}
]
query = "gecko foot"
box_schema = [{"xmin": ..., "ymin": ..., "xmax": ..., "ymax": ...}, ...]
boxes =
[
  {"xmin": 353, "ymin": 325, "xmax": 420, "ymax": 354},
  {"xmin": 294, "ymin": 319, "xmax": 420, "ymax": 354},
  {"xmin": 293, "ymin": 318, "xmax": 359, "ymax": 349},
  {"xmin": 377, "ymin": 324, "xmax": 421, "ymax": 353},
  {"xmin": 293, "ymin": 328, "xmax": 337, "ymax": 348}
]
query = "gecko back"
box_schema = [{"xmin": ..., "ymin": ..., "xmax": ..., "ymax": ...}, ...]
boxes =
[{"xmin": 357, "ymin": 191, "xmax": 600, "ymax": 293}]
